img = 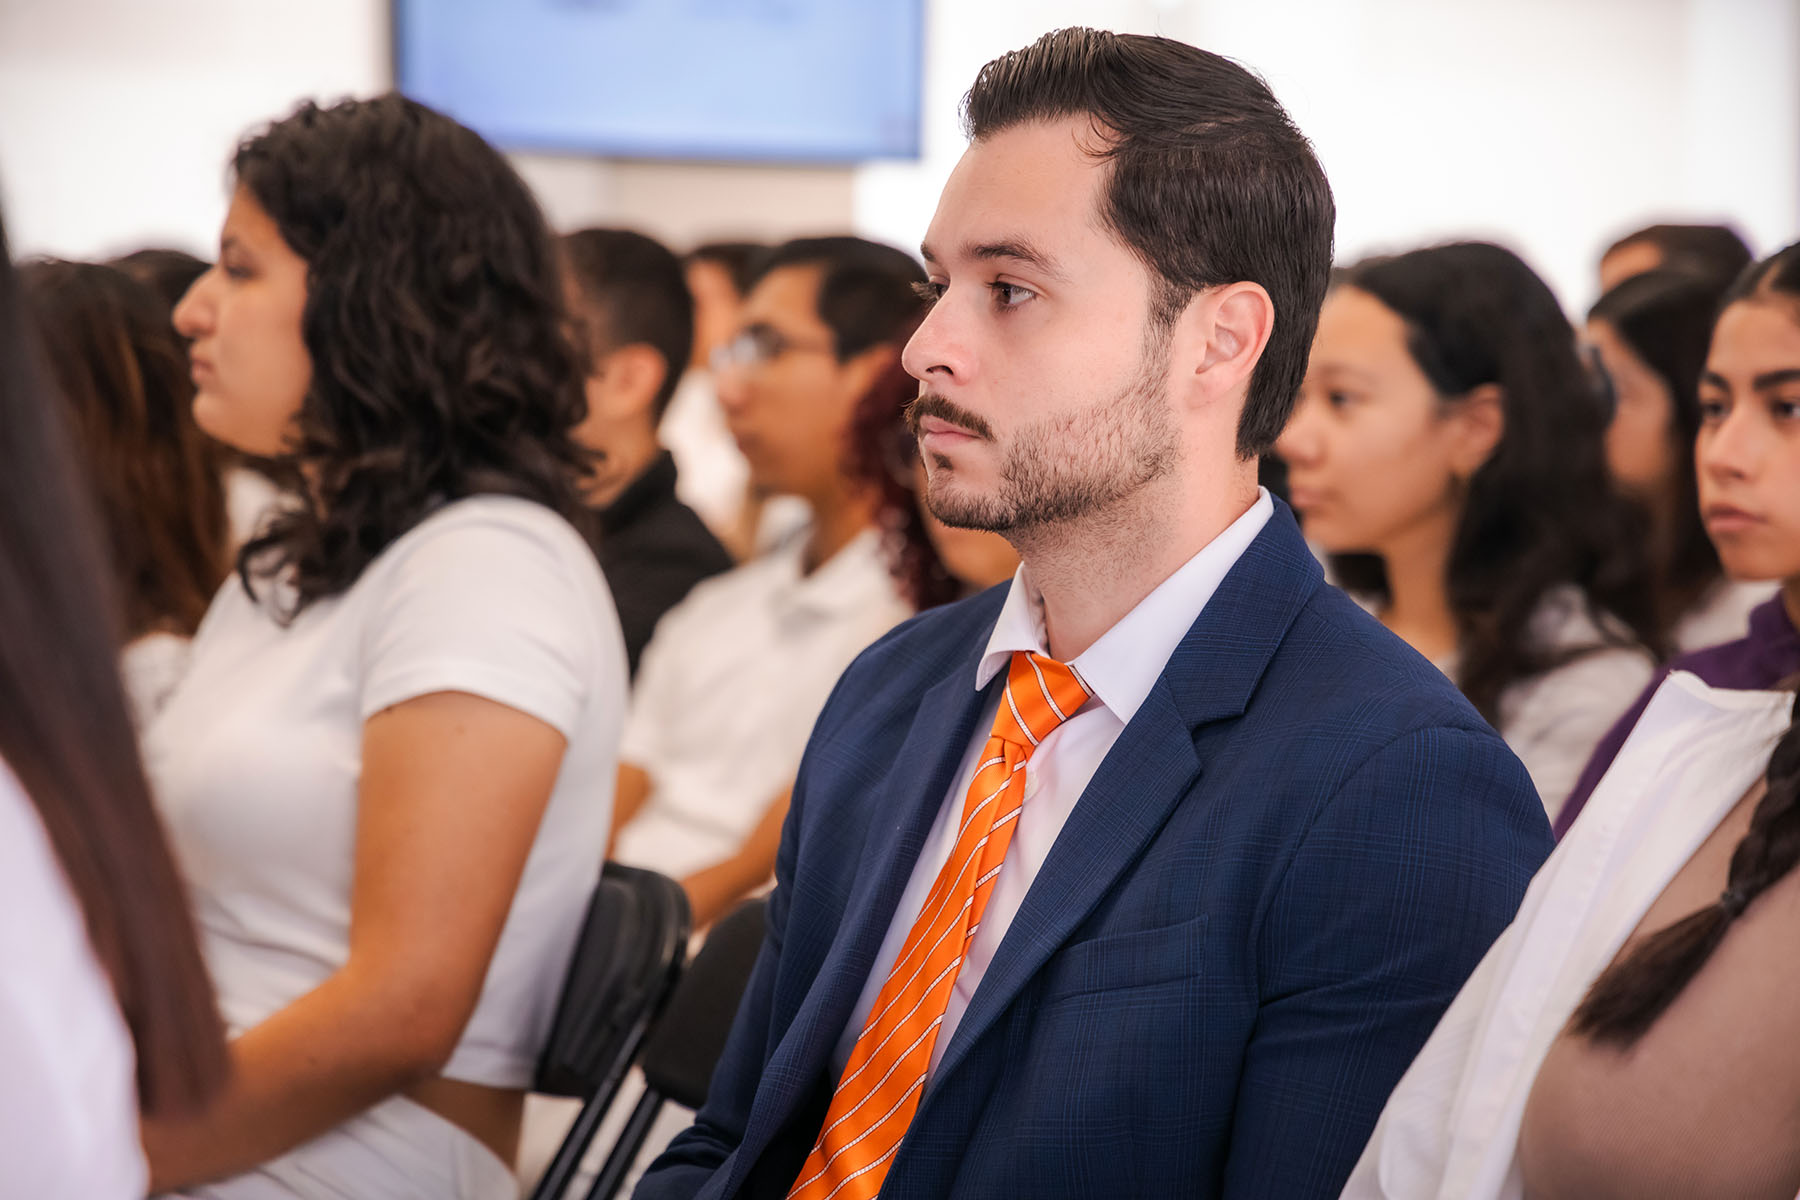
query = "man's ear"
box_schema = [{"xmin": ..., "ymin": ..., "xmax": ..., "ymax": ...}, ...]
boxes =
[
  {"xmin": 593, "ymin": 343, "xmax": 668, "ymax": 422},
  {"xmin": 1448, "ymin": 382, "xmax": 1506, "ymax": 478},
  {"xmin": 1179, "ymin": 281, "xmax": 1275, "ymax": 409}
]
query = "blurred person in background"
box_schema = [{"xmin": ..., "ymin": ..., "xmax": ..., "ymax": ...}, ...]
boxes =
[
  {"xmin": 112, "ymin": 244, "xmax": 290, "ymax": 551},
  {"xmin": 662, "ymin": 239, "xmax": 768, "ymax": 551},
  {"xmin": 609, "ymin": 235, "xmax": 921, "ymax": 930},
  {"xmin": 845, "ymin": 347, "xmax": 1019, "ymax": 605},
  {"xmin": 1588, "ymin": 267, "xmax": 1775, "ymax": 650},
  {"xmin": 20, "ymin": 259, "xmax": 230, "ymax": 727},
  {"xmin": 1347, "ymin": 240, "xmax": 1800, "ymax": 1200},
  {"xmin": 143, "ymin": 93, "xmax": 628, "ymax": 1198},
  {"xmin": 563, "ymin": 227, "xmax": 733, "ymax": 678},
  {"xmin": 112, "ymin": 246, "xmax": 211, "ymax": 315},
  {"xmin": 1598, "ymin": 221, "xmax": 1753, "ymax": 294},
  {"xmin": 0, "ymin": 212, "xmax": 228, "ymax": 1198},
  {"xmin": 1278, "ymin": 242, "xmax": 1659, "ymax": 816}
]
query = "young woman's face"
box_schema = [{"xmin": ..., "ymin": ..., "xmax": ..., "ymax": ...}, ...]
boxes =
[
  {"xmin": 173, "ymin": 186, "xmax": 311, "ymax": 457},
  {"xmin": 1276, "ymin": 287, "xmax": 1493, "ymax": 557},
  {"xmin": 1696, "ymin": 298, "xmax": 1800, "ymax": 583},
  {"xmin": 1587, "ymin": 316, "xmax": 1678, "ymax": 502}
]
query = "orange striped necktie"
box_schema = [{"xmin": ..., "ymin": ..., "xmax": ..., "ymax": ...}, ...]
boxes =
[{"xmin": 789, "ymin": 650, "xmax": 1092, "ymax": 1200}]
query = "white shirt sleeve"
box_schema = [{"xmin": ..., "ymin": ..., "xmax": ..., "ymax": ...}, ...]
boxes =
[{"xmin": 358, "ymin": 501, "xmax": 618, "ymax": 738}]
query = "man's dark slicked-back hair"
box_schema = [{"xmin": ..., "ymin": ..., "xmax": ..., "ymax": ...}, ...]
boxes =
[
  {"xmin": 564, "ymin": 227, "xmax": 695, "ymax": 421},
  {"xmin": 747, "ymin": 236, "xmax": 926, "ymax": 361},
  {"xmin": 962, "ymin": 27, "xmax": 1335, "ymax": 457}
]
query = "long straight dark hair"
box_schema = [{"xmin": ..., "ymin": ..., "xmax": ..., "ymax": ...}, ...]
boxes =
[
  {"xmin": 1573, "ymin": 242, "xmax": 1800, "ymax": 1046},
  {"xmin": 22, "ymin": 259, "xmax": 230, "ymax": 641},
  {"xmin": 0, "ymin": 218, "xmax": 227, "ymax": 1111}
]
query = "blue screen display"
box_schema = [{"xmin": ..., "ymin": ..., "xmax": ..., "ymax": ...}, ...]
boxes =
[{"xmin": 394, "ymin": 0, "xmax": 923, "ymax": 162}]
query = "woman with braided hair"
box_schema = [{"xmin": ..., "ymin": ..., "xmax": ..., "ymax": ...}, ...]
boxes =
[{"xmin": 1343, "ymin": 241, "xmax": 1800, "ymax": 1199}]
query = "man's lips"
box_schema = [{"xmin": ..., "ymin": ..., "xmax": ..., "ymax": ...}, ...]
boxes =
[{"xmin": 917, "ymin": 415, "xmax": 978, "ymax": 443}]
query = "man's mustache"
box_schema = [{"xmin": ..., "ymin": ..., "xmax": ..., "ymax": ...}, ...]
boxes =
[{"xmin": 904, "ymin": 392, "xmax": 995, "ymax": 441}]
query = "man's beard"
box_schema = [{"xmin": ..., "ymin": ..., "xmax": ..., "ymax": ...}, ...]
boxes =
[{"xmin": 906, "ymin": 333, "xmax": 1179, "ymax": 534}]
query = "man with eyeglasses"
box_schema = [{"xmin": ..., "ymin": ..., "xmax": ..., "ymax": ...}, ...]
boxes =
[{"xmin": 608, "ymin": 236, "xmax": 925, "ymax": 931}]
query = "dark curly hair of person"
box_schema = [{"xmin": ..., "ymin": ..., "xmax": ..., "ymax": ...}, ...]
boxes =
[
  {"xmin": 230, "ymin": 93, "xmax": 592, "ymax": 615},
  {"xmin": 843, "ymin": 322, "xmax": 960, "ymax": 611},
  {"xmin": 1330, "ymin": 243, "xmax": 1661, "ymax": 722}
]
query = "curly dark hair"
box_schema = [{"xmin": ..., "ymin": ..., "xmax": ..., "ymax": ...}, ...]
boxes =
[
  {"xmin": 230, "ymin": 93, "xmax": 592, "ymax": 615},
  {"xmin": 1589, "ymin": 268, "xmax": 1734, "ymax": 636},
  {"xmin": 843, "ymin": 320, "xmax": 960, "ymax": 611},
  {"xmin": 1330, "ymin": 242, "xmax": 1660, "ymax": 722}
]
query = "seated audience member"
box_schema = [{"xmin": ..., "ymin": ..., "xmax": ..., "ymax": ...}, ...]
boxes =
[
  {"xmin": 1557, "ymin": 243, "xmax": 1800, "ymax": 839},
  {"xmin": 638, "ymin": 32, "xmax": 1548, "ymax": 1200},
  {"xmin": 20, "ymin": 259, "xmax": 230, "ymax": 726},
  {"xmin": 844, "ymin": 346, "xmax": 1019, "ymax": 605},
  {"xmin": 112, "ymin": 246, "xmax": 211, "ymax": 315},
  {"xmin": 111, "ymin": 244, "xmax": 289, "ymax": 550},
  {"xmin": 562, "ymin": 228, "xmax": 734, "ymax": 677},
  {"xmin": 1278, "ymin": 243, "xmax": 1659, "ymax": 814},
  {"xmin": 142, "ymin": 94, "xmax": 628, "ymax": 1198},
  {"xmin": 661, "ymin": 240, "xmax": 765, "ymax": 548},
  {"xmin": 1346, "ymin": 241, "xmax": 1800, "ymax": 1200},
  {"xmin": 0, "ymin": 213, "xmax": 228, "ymax": 1198},
  {"xmin": 1598, "ymin": 222, "xmax": 1754, "ymax": 294},
  {"xmin": 1588, "ymin": 267, "xmax": 1775, "ymax": 649},
  {"xmin": 610, "ymin": 236, "xmax": 922, "ymax": 929}
]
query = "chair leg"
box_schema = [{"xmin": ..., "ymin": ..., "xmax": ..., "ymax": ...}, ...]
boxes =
[{"xmin": 582, "ymin": 1087, "xmax": 668, "ymax": 1200}]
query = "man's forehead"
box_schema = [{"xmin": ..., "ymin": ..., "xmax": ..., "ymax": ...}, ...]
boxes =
[
  {"xmin": 744, "ymin": 262, "xmax": 826, "ymax": 323},
  {"xmin": 921, "ymin": 120, "xmax": 1109, "ymax": 270}
]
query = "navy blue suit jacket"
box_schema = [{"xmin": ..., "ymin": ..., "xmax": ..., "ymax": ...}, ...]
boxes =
[{"xmin": 636, "ymin": 503, "xmax": 1550, "ymax": 1199}]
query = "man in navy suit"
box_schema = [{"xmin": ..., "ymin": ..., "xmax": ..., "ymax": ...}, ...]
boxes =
[{"xmin": 636, "ymin": 28, "xmax": 1551, "ymax": 1200}]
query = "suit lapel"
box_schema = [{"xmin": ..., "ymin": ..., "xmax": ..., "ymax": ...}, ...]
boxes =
[
  {"xmin": 736, "ymin": 649, "xmax": 997, "ymax": 1158},
  {"xmin": 925, "ymin": 504, "xmax": 1324, "ymax": 1092}
]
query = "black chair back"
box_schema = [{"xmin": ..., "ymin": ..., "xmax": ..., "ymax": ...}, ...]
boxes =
[
  {"xmin": 580, "ymin": 896, "xmax": 769, "ymax": 1200},
  {"xmin": 528, "ymin": 861, "xmax": 690, "ymax": 1200}
]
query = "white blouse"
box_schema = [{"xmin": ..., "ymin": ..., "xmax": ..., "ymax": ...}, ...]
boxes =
[
  {"xmin": 0, "ymin": 760, "xmax": 144, "ymax": 1199},
  {"xmin": 1341, "ymin": 672, "xmax": 1794, "ymax": 1199}
]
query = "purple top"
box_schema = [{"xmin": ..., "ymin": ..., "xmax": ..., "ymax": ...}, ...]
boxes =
[{"xmin": 1553, "ymin": 594, "xmax": 1800, "ymax": 838}]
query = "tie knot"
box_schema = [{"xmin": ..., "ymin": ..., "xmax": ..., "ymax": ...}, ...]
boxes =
[{"xmin": 994, "ymin": 650, "xmax": 1091, "ymax": 751}]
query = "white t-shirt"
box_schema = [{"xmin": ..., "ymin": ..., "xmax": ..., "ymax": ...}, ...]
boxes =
[
  {"xmin": 613, "ymin": 527, "xmax": 911, "ymax": 879},
  {"xmin": 0, "ymin": 760, "xmax": 145, "ymax": 1199},
  {"xmin": 145, "ymin": 495, "xmax": 627, "ymax": 1090},
  {"xmin": 121, "ymin": 631, "xmax": 191, "ymax": 730}
]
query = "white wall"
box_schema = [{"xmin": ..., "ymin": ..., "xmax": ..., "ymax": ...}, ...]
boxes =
[{"xmin": 2, "ymin": 0, "xmax": 1794, "ymax": 314}]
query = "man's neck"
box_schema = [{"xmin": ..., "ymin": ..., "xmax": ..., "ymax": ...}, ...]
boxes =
[
  {"xmin": 801, "ymin": 485, "xmax": 879, "ymax": 576},
  {"xmin": 1019, "ymin": 471, "xmax": 1259, "ymax": 662},
  {"xmin": 584, "ymin": 426, "xmax": 662, "ymax": 509}
]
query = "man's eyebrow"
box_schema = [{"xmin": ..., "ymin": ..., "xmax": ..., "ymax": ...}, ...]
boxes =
[
  {"xmin": 1754, "ymin": 368, "xmax": 1800, "ymax": 391},
  {"xmin": 917, "ymin": 239, "xmax": 1068, "ymax": 283}
]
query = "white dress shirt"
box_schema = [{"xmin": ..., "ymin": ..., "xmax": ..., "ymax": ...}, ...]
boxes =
[
  {"xmin": 832, "ymin": 490, "xmax": 1274, "ymax": 1079},
  {"xmin": 616, "ymin": 527, "xmax": 913, "ymax": 879},
  {"xmin": 1341, "ymin": 671, "xmax": 1793, "ymax": 1199}
]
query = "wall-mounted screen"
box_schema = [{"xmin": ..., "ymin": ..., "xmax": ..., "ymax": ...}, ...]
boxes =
[{"xmin": 394, "ymin": 0, "xmax": 923, "ymax": 163}]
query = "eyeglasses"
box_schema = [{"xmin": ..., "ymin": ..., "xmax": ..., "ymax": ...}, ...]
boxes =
[{"xmin": 711, "ymin": 324, "xmax": 837, "ymax": 372}]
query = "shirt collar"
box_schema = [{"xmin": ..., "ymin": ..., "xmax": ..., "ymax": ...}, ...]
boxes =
[
  {"xmin": 771, "ymin": 526, "xmax": 896, "ymax": 617},
  {"xmin": 975, "ymin": 489, "xmax": 1275, "ymax": 724}
]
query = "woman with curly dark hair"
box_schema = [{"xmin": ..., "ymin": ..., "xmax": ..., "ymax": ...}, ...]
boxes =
[
  {"xmin": 1276, "ymin": 242, "xmax": 1659, "ymax": 818},
  {"xmin": 19, "ymin": 259, "xmax": 230, "ymax": 726},
  {"xmin": 144, "ymin": 94, "xmax": 628, "ymax": 1197}
]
